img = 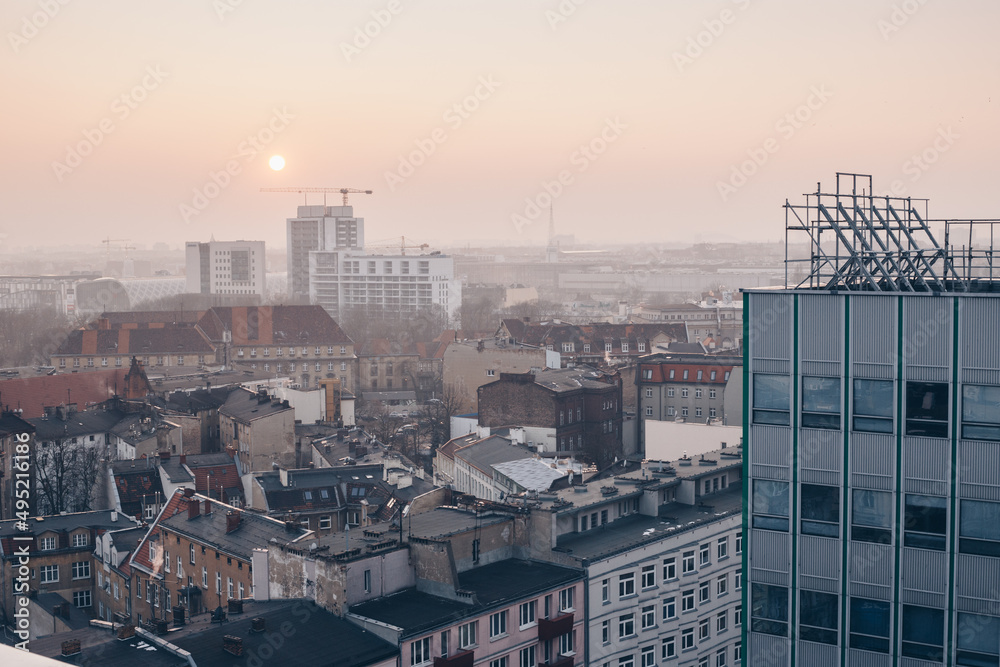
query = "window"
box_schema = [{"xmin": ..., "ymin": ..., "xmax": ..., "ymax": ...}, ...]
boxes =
[
  {"xmin": 717, "ymin": 536, "xmax": 728, "ymax": 559},
  {"xmin": 645, "ymin": 387, "xmax": 653, "ymax": 398},
  {"xmin": 663, "ymin": 557, "xmax": 676, "ymax": 580},
  {"xmin": 852, "ymin": 489, "xmax": 893, "ymax": 544},
  {"xmin": 681, "ymin": 628, "xmax": 694, "ymax": 650},
  {"xmin": 519, "ymin": 600, "xmax": 536, "ymax": 628},
  {"xmin": 602, "ymin": 620, "xmax": 610, "ymax": 644},
  {"xmin": 487, "ymin": 369, "xmax": 495, "ymax": 377},
  {"xmin": 621, "ymin": 342, "xmax": 629, "ymax": 353},
  {"xmin": 854, "ymin": 379, "xmax": 894, "ymax": 433},
  {"xmin": 72, "ymin": 561, "xmax": 90, "ymax": 579},
  {"xmin": 319, "ymin": 517, "xmax": 331, "ymax": 530},
  {"xmin": 681, "ymin": 388, "xmax": 689, "ymax": 398},
  {"xmin": 683, "ymin": 370, "xmax": 689, "ymax": 380},
  {"xmin": 662, "ymin": 636, "xmax": 676, "ymax": 659},
  {"xmin": 72, "ymin": 533, "xmax": 88, "ymax": 547},
  {"xmin": 850, "ymin": 597, "xmax": 890, "ymax": 653},
  {"xmin": 619, "ymin": 657, "xmax": 634, "ymax": 667},
  {"xmin": 802, "ymin": 376, "xmax": 841, "ymax": 429},
  {"xmin": 709, "ymin": 408, "xmax": 717, "ymax": 418},
  {"xmin": 363, "ymin": 569, "xmax": 371, "ymax": 593},
  {"xmin": 717, "ymin": 610, "xmax": 728, "ymax": 633},
  {"xmin": 619, "ymin": 572, "xmax": 636, "ymax": 597},
  {"xmin": 735, "ymin": 571, "xmax": 742, "ymax": 591},
  {"xmin": 699, "ymin": 543, "xmax": 710, "ymax": 566},
  {"xmin": 202, "ymin": 566, "xmax": 208, "ymax": 588},
  {"xmin": 962, "ymin": 385, "xmax": 1000, "ymax": 440},
  {"xmin": 734, "ymin": 642, "xmax": 741, "ymax": 662},
  {"xmin": 411, "ymin": 637, "xmax": 431, "ymax": 666},
  {"xmin": 641, "ymin": 564, "xmax": 655, "ymax": 589},
  {"xmin": 601, "ymin": 578, "xmax": 610, "ymax": 603},
  {"xmin": 709, "ymin": 388, "xmax": 717, "ymax": 398},
  {"xmin": 216, "ymin": 571, "xmax": 222, "ymax": 593},
  {"xmin": 667, "ymin": 387, "xmax": 675, "ymax": 398},
  {"xmin": 717, "ymin": 573, "xmax": 728, "ymax": 596},
  {"xmin": 619, "ymin": 613, "xmax": 635, "ymax": 638},
  {"xmin": 583, "ymin": 344, "xmax": 591, "ymax": 353},
  {"xmin": 458, "ymin": 620, "xmax": 477, "ymax": 649},
  {"xmin": 190, "ymin": 544, "xmax": 196, "ymax": 564},
  {"xmin": 39, "ymin": 536, "xmax": 55, "ymax": 551},
  {"xmin": 799, "ymin": 590, "xmax": 838, "ymax": 645},
  {"xmin": 228, "ymin": 577, "xmax": 234, "ymax": 599},
  {"xmin": 751, "ymin": 584, "xmax": 788, "ymax": 637},
  {"xmin": 752, "ymin": 480, "xmax": 790, "ymax": 531},
  {"xmin": 490, "ymin": 610, "xmax": 507, "ymax": 638},
  {"xmin": 957, "ymin": 612, "xmax": 1000, "ymax": 666},
  {"xmin": 801, "ymin": 484, "xmax": 840, "ymax": 537},
  {"xmin": 490, "ymin": 658, "xmax": 508, "ymax": 667},
  {"xmin": 715, "ymin": 648, "xmax": 727, "ymax": 667},
  {"xmin": 901, "ymin": 605, "xmax": 944, "ymax": 661},
  {"xmin": 638, "ymin": 341, "xmax": 645, "ymax": 352},
  {"xmin": 699, "ymin": 581, "xmax": 710, "ymax": 603},
  {"xmin": 519, "ymin": 646, "xmax": 536, "ymax": 667},
  {"xmin": 736, "ymin": 532, "xmax": 742, "ymax": 554},
  {"xmin": 682, "ymin": 589, "xmax": 695, "ymax": 612},
  {"xmin": 905, "ymin": 494, "xmax": 947, "ymax": 551},
  {"xmin": 605, "ymin": 343, "xmax": 612, "ymax": 353},
  {"xmin": 559, "ymin": 631, "xmax": 575, "ymax": 656},
  {"xmin": 960, "ymin": 499, "xmax": 1000, "ymax": 556},
  {"xmin": 682, "ymin": 550, "xmax": 695, "ymax": 573},
  {"xmin": 906, "ymin": 381, "xmax": 949, "ymax": 437},
  {"xmin": 735, "ymin": 604, "xmax": 742, "ymax": 625},
  {"xmin": 40, "ymin": 565, "xmax": 58, "ymax": 583},
  {"xmin": 698, "ymin": 618, "xmax": 710, "ymax": 640},
  {"xmin": 753, "ymin": 374, "xmax": 790, "ymax": 425},
  {"xmin": 662, "ymin": 596, "xmax": 676, "ymax": 620},
  {"xmin": 641, "ymin": 604, "xmax": 656, "ymax": 630},
  {"xmin": 73, "ymin": 590, "xmax": 91, "ymax": 608},
  {"xmin": 645, "ymin": 406, "xmax": 653, "ymax": 416},
  {"xmin": 559, "ymin": 587, "xmax": 574, "ymax": 612}
]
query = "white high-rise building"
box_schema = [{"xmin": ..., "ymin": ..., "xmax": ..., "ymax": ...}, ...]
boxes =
[
  {"xmin": 185, "ymin": 239, "xmax": 266, "ymax": 297},
  {"xmin": 285, "ymin": 204, "xmax": 460, "ymax": 323}
]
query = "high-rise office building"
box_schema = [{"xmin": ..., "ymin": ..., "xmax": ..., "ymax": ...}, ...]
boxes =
[{"xmin": 744, "ymin": 174, "xmax": 1000, "ymax": 666}]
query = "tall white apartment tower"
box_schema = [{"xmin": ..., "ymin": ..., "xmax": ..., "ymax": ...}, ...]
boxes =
[
  {"xmin": 744, "ymin": 173, "xmax": 1000, "ymax": 666},
  {"xmin": 185, "ymin": 239, "xmax": 266, "ymax": 296},
  {"xmin": 286, "ymin": 205, "xmax": 364, "ymax": 302}
]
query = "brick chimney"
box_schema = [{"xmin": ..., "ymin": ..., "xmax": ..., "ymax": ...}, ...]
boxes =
[
  {"xmin": 179, "ymin": 454, "xmax": 187, "ymax": 465},
  {"xmin": 226, "ymin": 510, "xmax": 241, "ymax": 533},
  {"xmin": 183, "ymin": 488, "xmax": 195, "ymax": 498},
  {"xmin": 203, "ymin": 499, "xmax": 212, "ymax": 515},
  {"xmin": 159, "ymin": 451, "xmax": 171, "ymax": 462},
  {"xmin": 188, "ymin": 498, "xmax": 200, "ymax": 519}
]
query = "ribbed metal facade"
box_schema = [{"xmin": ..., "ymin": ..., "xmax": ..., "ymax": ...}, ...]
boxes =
[{"xmin": 745, "ymin": 290, "xmax": 1000, "ymax": 666}]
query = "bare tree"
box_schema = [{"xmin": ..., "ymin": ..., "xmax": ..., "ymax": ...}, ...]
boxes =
[
  {"xmin": 33, "ymin": 438, "xmax": 107, "ymax": 514},
  {"xmin": 357, "ymin": 400, "xmax": 404, "ymax": 445},
  {"xmin": 426, "ymin": 382, "xmax": 472, "ymax": 445},
  {"xmin": 0, "ymin": 307, "xmax": 74, "ymax": 368}
]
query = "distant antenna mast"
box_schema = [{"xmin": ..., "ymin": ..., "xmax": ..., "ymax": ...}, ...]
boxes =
[{"xmin": 548, "ymin": 205, "xmax": 555, "ymax": 244}]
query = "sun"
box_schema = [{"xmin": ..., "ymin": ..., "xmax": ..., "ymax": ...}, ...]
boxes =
[{"xmin": 269, "ymin": 155, "xmax": 285, "ymax": 171}]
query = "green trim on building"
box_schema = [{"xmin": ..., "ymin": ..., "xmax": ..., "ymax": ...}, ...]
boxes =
[
  {"xmin": 741, "ymin": 292, "xmax": 750, "ymax": 663},
  {"xmin": 840, "ymin": 295, "xmax": 850, "ymax": 667},
  {"xmin": 947, "ymin": 296, "xmax": 960, "ymax": 662},
  {"xmin": 790, "ymin": 294, "xmax": 799, "ymax": 666},
  {"xmin": 892, "ymin": 296, "xmax": 904, "ymax": 667}
]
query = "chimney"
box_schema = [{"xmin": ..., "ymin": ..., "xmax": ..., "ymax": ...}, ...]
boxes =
[
  {"xmin": 183, "ymin": 488, "xmax": 196, "ymax": 498},
  {"xmin": 203, "ymin": 499, "xmax": 212, "ymax": 515},
  {"xmin": 159, "ymin": 451, "xmax": 171, "ymax": 462},
  {"xmin": 223, "ymin": 635, "xmax": 243, "ymax": 657},
  {"xmin": 226, "ymin": 510, "xmax": 241, "ymax": 533},
  {"xmin": 179, "ymin": 454, "xmax": 187, "ymax": 464},
  {"xmin": 188, "ymin": 499, "xmax": 200, "ymax": 519}
]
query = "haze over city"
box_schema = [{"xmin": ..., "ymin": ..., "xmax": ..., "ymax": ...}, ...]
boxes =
[{"xmin": 2, "ymin": 0, "xmax": 998, "ymax": 251}]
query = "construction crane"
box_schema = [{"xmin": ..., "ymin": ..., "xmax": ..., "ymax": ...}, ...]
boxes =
[
  {"xmin": 101, "ymin": 237, "xmax": 131, "ymax": 263},
  {"xmin": 259, "ymin": 187, "xmax": 373, "ymax": 207},
  {"xmin": 367, "ymin": 236, "xmax": 430, "ymax": 256}
]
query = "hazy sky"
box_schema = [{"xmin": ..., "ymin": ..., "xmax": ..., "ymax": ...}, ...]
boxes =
[{"xmin": 2, "ymin": 0, "xmax": 998, "ymax": 252}]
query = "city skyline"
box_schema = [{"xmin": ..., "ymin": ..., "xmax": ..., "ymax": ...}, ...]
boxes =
[{"xmin": 2, "ymin": 0, "xmax": 998, "ymax": 252}]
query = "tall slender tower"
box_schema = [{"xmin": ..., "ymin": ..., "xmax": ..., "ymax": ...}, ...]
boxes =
[{"xmin": 545, "ymin": 205, "xmax": 558, "ymax": 263}]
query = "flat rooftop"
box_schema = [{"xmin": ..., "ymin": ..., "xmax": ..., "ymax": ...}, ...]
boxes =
[
  {"xmin": 349, "ymin": 559, "xmax": 582, "ymax": 636},
  {"xmin": 554, "ymin": 482, "xmax": 742, "ymax": 562}
]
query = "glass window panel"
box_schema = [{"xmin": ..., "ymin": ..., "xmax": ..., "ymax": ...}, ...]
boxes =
[
  {"xmin": 751, "ymin": 584, "xmax": 788, "ymax": 636},
  {"xmin": 753, "ymin": 375, "xmax": 790, "ymax": 411},
  {"xmin": 905, "ymin": 495, "xmax": 947, "ymax": 534},
  {"xmin": 957, "ymin": 612, "xmax": 1000, "ymax": 658},
  {"xmin": 961, "ymin": 500, "xmax": 1000, "ymax": 541},
  {"xmin": 799, "ymin": 590, "xmax": 838, "ymax": 646},
  {"xmin": 753, "ymin": 481, "xmax": 789, "ymax": 518},
  {"xmin": 902, "ymin": 605, "xmax": 944, "ymax": 661},
  {"xmin": 854, "ymin": 379, "xmax": 894, "ymax": 418},
  {"xmin": 850, "ymin": 598, "xmax": 891, "ymax": 653},
  {"xmin": 803, "ymin": 377, "xmax": 840, "ymax": 413},
  {"xmin": 963, "ymin": 385, "xmax": 1000, "ymax": 424},
  {"xmin": 853, "ymin": 416, "xmax": 894, "ymax": 434},
  {"xmin": 906, "ymin": 382, "xmax": 949, "ymax": 437},
  {"xmin": 853, "ymin": 490, "xmax": 892, "ymax": 528},
  {"xmin": 801, "ymin": 485, "xmax": 839, "ymax": 537}
]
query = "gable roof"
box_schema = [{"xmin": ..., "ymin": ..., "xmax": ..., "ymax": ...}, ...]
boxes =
[
  {"xmin": 54, "ymin": 328, "xmax": 215, "ymax": 356},
  {"xmin": 0, "ymin": 370, "xmax": 139, "ymax": 419},
  {"xmin": 197, "ymin": 305, "xmax": 353, "ymax": 346}
]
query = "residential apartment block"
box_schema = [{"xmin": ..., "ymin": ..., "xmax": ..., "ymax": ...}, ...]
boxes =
[
  {"xmin": 184, "ymin": 239, "xmax": 266, "ymax": 298},
  {"xmin": 745, "ymin": 174, "xmax": 1000, "ymax": 665}
]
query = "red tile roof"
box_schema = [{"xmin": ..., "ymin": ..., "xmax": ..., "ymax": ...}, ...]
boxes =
[
  {"xmin": 55, "ymin": 328, "xmax": 215, "ymax": 356},
  {"xmin": 200, "ymin": 306, "xmax": 353, "ymax": 346},
  {"xmin": 0, "ymin": 369, "xmax": 145, "ymax": 418}
]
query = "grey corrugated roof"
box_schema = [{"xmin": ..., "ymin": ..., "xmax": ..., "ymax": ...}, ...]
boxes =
[
  {"xmin": 493, "ymin": 458, "xmax": 566, "ymax": 492},
  {"xmin": 220, "ymin": 388, "xmax": 293, "ymax": 422},
  {"xmin": 28, "ymin": 409, "xmax": 126, "ymax": 440},
  {"xmin": 454, "ymin": 436, "xmax": 533, "ymax": 476},
  {"xmin": 0, "ymin": 509, "xmax": 138, "ymax": 538}
]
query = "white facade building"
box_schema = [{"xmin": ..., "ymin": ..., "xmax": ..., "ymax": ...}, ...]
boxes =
[
  {"xmin": 286, "ymin": 205, "xmax": 364, "ymax": 301},
  {"xmin": 185, "ymin": 239, "xmax": 266, "ymax": 297}
]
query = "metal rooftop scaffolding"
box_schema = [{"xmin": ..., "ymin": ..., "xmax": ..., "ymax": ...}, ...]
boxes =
[{"xmin": 785, "ymin": 172, "xmax": 1000, "ymax": 292}]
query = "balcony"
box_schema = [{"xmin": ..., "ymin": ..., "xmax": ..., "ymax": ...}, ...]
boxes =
[
  {"xmin": 434, "ymin": 651, "xmax": 474, "ymax": 667},
  {"xmin": 537, "ymin": 613, "xmax": 574, "ymax": 641},
  {"xmin": 543, "ymin": 657, "xmax": 574, "ymax": 667}
]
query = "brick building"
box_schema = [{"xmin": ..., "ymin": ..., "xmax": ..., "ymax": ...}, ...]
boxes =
[
  {"xmin": 0, "ymin": 411, "xmax": 34, "ymax": 520},
  {"xmin": 477, "ymin": 367, "xmax": 623, "ymax": 464},
  {"xmin": 219, "ymin": 388, "xmax": 295, "ymax": 473},
  {"xmin": 128, "ymin": 489, "xmax": 310, "ymax": 625}
]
